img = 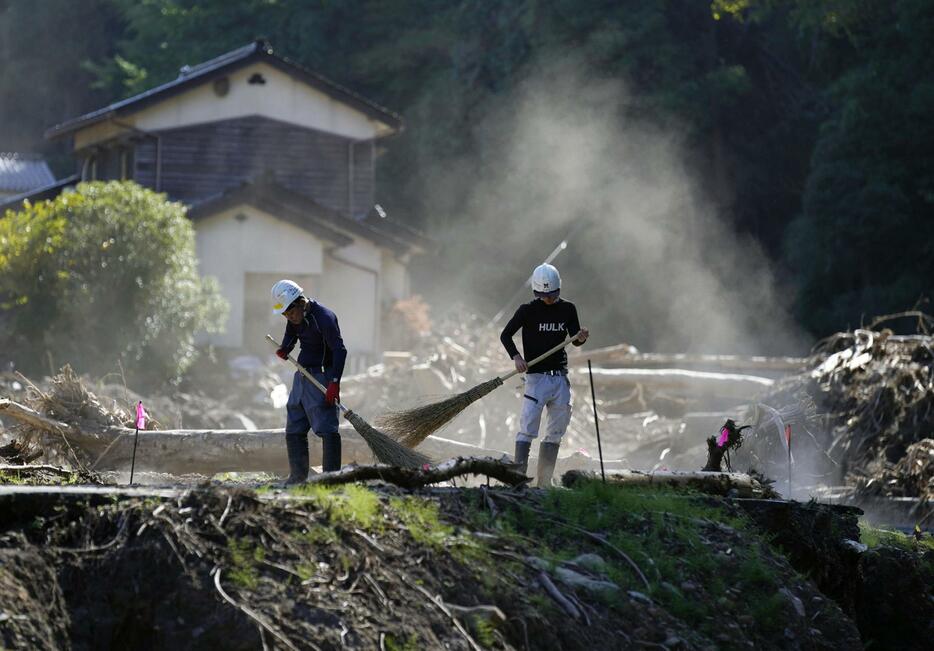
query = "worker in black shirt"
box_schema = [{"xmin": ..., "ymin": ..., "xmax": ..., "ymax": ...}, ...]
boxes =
[
  {"xmin": 271, "ymin": 279, "xmax": 347, "ymax": 484},
  {"xmin": 499, "ymin": 263, "xmax": 589, "ymax": 486}
]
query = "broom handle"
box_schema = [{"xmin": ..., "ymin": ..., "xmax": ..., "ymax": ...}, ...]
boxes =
[
  {"xmin": 499, "ymin": 332, "xmax": 582, "ymax": 382},
  {"xmin": 266, "ymin": 334, "xmax": 349, "ymax": 413}
]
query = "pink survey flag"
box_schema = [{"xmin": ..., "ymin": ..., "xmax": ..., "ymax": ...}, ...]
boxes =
[
  {"xmin": 135, "ymin": 401, "xmax": 147, "ymax": 430},
  {"xmin": 717, "ymin": 427, "xmax": 729, "ymax": 448}
]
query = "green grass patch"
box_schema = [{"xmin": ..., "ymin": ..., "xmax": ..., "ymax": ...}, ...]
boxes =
[
  {"xmin": 296, "ymin": 563, "xmax": 315, "ymax": 582},
  {"xmin": 860, "ymin": 521, "xmax": 934, "ymax": 552},
  {"xmin": 0, "ymin": 469, "xmax": 81, "ymax": 485},
  {"xmin": 495, "ymin": 480, "xmax": 787, "ymax": 641},
  {"xmin": 389, "ymin": 496, "xmax": 452, "ymax": 548},
  {"xmin": 227, "ymin": 537, "xmax": 265, "ymax": 589},
  {"xmin": 289, "ymin": 484, "xmax": 382, "ymax": 529},
  {"xmin": 383, "ymin": 633, "xmax": 420, "ymax": 651},
  {"xmin": 297, "ymin": 523, "xmax": 340, "ymax": 546},
  {"xmin": 389, "ymin": 495, "xmax": 487, "ymax": 563},
  {"xmin": 472, "ymin": 614, "xmax": 497, "ymax": 648},
  {"xmin": 748, "ymin": 590, "xmax": 786, "ymax": 633},
  {"xmin": 0, "ymin": 470, "xmax": 29, "ymax": 485}
]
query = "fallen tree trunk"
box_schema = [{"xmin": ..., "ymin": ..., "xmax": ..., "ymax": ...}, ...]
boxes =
[
  {"xmin": 1, "ymin": 397, "xmax": 630, "ymax": 477},
  {"xmin": 569, "ymin": 367, "xmax": 774, "ymax": 400},
  {"xmin": 561, "ymin": 469, "xmax": 777, "ymax": 498},
  {"xmin": 568, "ymin": 348, "xmax": 808, "ymax": 375},
  {"xmin": 0, "ymin": 399, "xmax": 74, "ymax": 434}
]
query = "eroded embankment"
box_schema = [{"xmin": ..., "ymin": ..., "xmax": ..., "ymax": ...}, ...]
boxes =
[{"xmin": 0, "ymin": 481, "xmax": 931, "ymax": 650}]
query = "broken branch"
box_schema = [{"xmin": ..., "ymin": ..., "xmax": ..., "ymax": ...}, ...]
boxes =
[
  {"xmin": 213, "ymin": 568, "xmax": 304, "ymax": 651},
  {"xmin": 537, "ymin": 571, "xmax": 581, "ymax": 620},
  {"xmin": 305, "ymin": 457, "xmax": 529, "ymax": 489}
]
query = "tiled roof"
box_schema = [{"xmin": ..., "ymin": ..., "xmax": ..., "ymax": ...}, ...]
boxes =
[
  {"xmin": 46, "ymin": 40, "xmax": 402, "ymax": 139},
  {"xmin": 0, "ymin": 175, "xmax": 79, "ymax": 212},
  {"xmin": 187, "ymin": 178, "xmax": 432, "ymax": 255},
  {"xmin": 0, "ymin": 153, "xmax": 55, "ymax": 193}
]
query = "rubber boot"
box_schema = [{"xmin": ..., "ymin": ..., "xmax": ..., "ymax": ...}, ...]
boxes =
[
  {"xmin": 285, "ymin": 431, "xmax": 309, "ymax": 485},
  {"xmin": 536, "ymin": 442, "xmax": 560, "ymax": 488},
  {"xmin": 514, "ymin": 440, "xmax": 531, "ymax": 475},
  {"xmin": 322, "ymin": 432, "xmax": 342, "ymax": 473}
]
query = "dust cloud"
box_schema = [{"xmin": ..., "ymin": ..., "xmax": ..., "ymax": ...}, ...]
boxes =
[{"xmin": 412, "ymin": 56, "xmax": 808, "ymax": 356}]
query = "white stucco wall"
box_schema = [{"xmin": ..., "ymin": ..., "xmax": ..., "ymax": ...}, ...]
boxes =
[
  {"xmin": 315, "ymin": 238, "xmax": 383, "ymax": 360},
  {"xmin": 194, "ymin": 203, "xmax": 400, "ymax": 359},
  {"xmin": 74, "ymin": 61, "xmax": 393, "ymax": 150},
  {"xmin": 195, "ymin": 204, "xmax": 324, "ymax": 348},
  {"xmin": 380, "ymin": 252, "xmax": 409, "ymax": 304}
]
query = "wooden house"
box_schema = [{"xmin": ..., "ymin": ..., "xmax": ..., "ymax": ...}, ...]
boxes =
[{"xmin": 5, "ymin": 41, "xmax": 428, "ymax": 364}]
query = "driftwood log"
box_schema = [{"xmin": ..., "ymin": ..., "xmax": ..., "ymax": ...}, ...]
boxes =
[
  {"xmin": 568, "ymin": 367, "xmax": 774, "ymax": 400},
  {"xmin": 2, "ymin": 398, "xmax": 622, "ymax": 477},
  {"xmin": 568, "ymin": 347, "xmax": 808, "ymax": 375},
  {"xmin": 561, "ymin": 468, "xmax": 775, "ymax": 498}
]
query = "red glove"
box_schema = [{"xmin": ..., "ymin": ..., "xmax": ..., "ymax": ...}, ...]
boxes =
[
  {"xmin": 275, "ymin": 348, "xmax": 288, "ymax": 360},
  {"xmin": 325, "ymin": 381, "xmax": 340, "ymax": 406}
]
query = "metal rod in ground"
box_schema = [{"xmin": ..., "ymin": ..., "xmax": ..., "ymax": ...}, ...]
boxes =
[
  {"xmin": 129, "ymin": 426, "xmax": 140, "ymax": 485},
  {"xmin": 587, "ymin": 360, "xmax": 606, "ymax": 483},
  {"xmin": 787, "ymin": 424, "xmax": 792, "ymax": 499}
]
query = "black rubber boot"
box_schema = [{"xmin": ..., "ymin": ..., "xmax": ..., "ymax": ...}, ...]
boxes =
[
  {"xmin": 285, "ymin": 431, "xmax": 309, "ymax": 485},
  {"xmin": 536, "ymin": 442, "xmax": 560, "ymax": 488},
  {"xmin": 322, "ymin": 432, "xmax": 341, "ymax": 473},
  {"xmin": 514, "ymin": 440, "xmax": 531, "ymax": 475}
]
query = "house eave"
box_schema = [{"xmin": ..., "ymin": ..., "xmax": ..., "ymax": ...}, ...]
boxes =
[{"xmin": 45, "ymin": 41, "xmax": 403, "ymax": 141}]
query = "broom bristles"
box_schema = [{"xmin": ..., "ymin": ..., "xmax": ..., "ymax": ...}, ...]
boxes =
[
  {"xmin": 344, "ymin": 410, "xmax": 430, "ymax": 468},
  {"xmin": 377, "ymin": 377, "xmax": 504, "ymax": 448}
]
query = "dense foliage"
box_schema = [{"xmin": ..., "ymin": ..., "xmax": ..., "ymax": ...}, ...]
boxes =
[
  {"xmin": 0, "ymin": 0, "xmax": 931, "ymax": 343},
  {"xmin": 0, "ymin": 181, "xmax": 227, "ymax": 386}
]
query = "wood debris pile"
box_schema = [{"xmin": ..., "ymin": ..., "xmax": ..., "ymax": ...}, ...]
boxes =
[{"xmin": 740, "ymin": 328, "xmax": 934, "ymax": 498}]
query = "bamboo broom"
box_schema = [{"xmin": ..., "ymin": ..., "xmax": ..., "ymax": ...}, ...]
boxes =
[
  {"xmin": 266, "ymin": 335, "xmax": 429, "ymax": 468},
  {"xmin": 379, "ymin": 333, "xmax": 582, "ymax": 448}
]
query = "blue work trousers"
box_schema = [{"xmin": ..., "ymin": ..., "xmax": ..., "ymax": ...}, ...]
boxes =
[{"xmin": 285, "ymin": 370, "xmax": 339, "ymax": 436}]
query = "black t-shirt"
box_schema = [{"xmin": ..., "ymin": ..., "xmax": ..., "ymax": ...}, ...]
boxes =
[{"xmin": 499, "ymin": 298, "xmax": 582, "ymax": 372}]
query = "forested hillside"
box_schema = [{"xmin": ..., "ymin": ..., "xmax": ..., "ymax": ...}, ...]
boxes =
[{"xmin": 1, "ymin": 0, "xmax": 931, "ymax": 348}]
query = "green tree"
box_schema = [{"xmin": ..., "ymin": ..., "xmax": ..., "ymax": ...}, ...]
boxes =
[
  {"xmin": 0, "ymin": 0, "xmax": 124, "ymax": 174},
  {"xmin": 10, "ymin": 0, "xmax": 930, "ymax": 343},
  {"xmin": 0, "ymin": 181, "xmax": 227, "ymax": 387},
  {"xmin": 783, "ymin": 0, "xmax": 934, "ymax": 333}
]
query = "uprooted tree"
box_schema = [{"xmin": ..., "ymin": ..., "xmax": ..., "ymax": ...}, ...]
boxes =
[{"xmin": 0, "ymin": 181, "xmax": 227, "ymax": 388}]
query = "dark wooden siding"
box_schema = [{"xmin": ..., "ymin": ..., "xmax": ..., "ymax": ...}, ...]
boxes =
[
  {"xmin": 132, "ymin": 115, "xmax": 374, "ymax": 215},
  {"xmin": 351, "ymin": 139, "xmax": 375, "ymax": 219}
]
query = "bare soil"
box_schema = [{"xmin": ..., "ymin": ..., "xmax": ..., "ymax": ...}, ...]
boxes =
[{"xmin": 1, "ymin": 480, "xmax": 929, "ymax": 651}]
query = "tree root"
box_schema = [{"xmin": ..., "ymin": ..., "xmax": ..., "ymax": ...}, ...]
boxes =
[
  {"xmin": 212, "ymin": 567, "xmax": 305, "ymax": 651},
  {"xmin": 537, "ymin": 571, "xmax": 581, "ymax": 620},
  {"xmin": 489, "ymin": 492, "xmax": 652, "ymax": 591}
]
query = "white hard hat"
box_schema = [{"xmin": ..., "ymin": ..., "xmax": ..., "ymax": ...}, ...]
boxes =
[
  {"xmin": 271, "ymin": 279, "xmax": 304, "ymax": 314},
  {"xmin": 531, "ymin": 263, "xmax": 561, "ymax": 293}
]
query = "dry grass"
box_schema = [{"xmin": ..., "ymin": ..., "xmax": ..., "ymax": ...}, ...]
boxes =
[
  {"xmin": 344, "ymin": 410, "xmax": 431, "ymax": 468},
  {"xmin": 377, "ymin": 377, "xmax": 503, "ymax": 448}
]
